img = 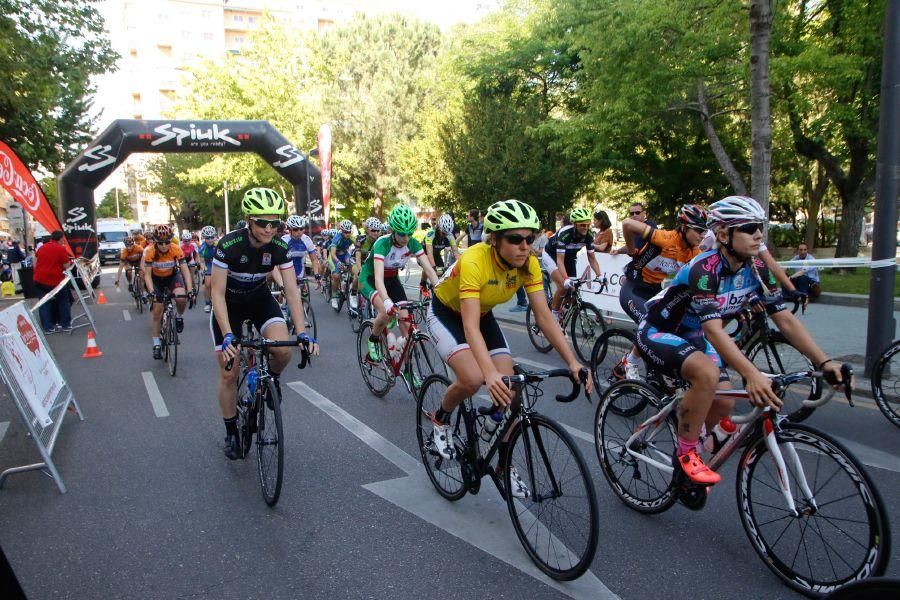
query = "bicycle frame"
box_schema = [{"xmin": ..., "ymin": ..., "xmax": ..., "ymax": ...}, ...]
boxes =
[{"xmin": 379, "ymin": 302, "xmax": 428, "ymax": 392}]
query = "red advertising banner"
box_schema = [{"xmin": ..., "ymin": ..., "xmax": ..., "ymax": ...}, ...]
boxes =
[
  {"xmin": 317, "ymin": 124, "xmax": 333, "ymax": 224},
  {"xmin": 0, "ymin": 140, "xmax": 64, "ymax": 237}
]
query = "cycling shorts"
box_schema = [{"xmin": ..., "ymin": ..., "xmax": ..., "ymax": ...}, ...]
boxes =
[
  {"xmin": 635, "ymin": 322, "xmax": 728, "ymax": 383},
  {"xmin": 427, "ymin": 296, "xmax": 510, "ymax": 363},
  {"xmin": 361, "ymin": 274, "xmax": 407, "ymax": 304},
  {"xmin": 619, "ymin": 278, "xmax": 661, "ymax": 324},
  {"xmin": 210, "ymin": 292, "xmax": 284, "ymax": 351},
  {"xmin": 151, "ymin": 272, "xmax": 185, "ymax": 296}
]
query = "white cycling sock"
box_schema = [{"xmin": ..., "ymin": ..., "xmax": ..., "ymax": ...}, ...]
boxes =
[
  {"xmin": 627, "ymin": 349, "xmax": 644, "ymax": 367},
  {"xmin": 152, "ymin": 337, "xmax": 161, "ymax": 346}
]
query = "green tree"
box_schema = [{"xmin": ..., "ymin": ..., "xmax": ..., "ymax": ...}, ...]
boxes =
[
  {"xmin": 96, "ymin": 188, "xmax": 133, "ymax": 219},
  {"xmin": 0, "ymin": 0, "xmax": 117, "ymax": 172}
]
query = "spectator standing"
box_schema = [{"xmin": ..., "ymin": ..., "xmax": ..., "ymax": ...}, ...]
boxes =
[
  {"xmin": 787, "ymin": 243, "xmax": 821, "ymax": 300},
  {"xmin": 458, "ymin": 209, "xmax": 484, "ymax": 247},
  {"xmin": 612, "ymin": 203, "xmax": 656, "ymax": 255},
  {"xmin": 593, "ymin": 209, "xmax": 614, "ymax": 252},
  {"xmin": 7, "ymin": 240, "xmax": 25, "ymax": 291},
  {"xmin": 33, "ymin": 231, "xmax": 74, "ymax": 333}
]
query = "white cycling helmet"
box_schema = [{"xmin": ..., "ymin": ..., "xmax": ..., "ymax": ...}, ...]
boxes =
[
  {"xmin": 286, "ymin": 215, "xmax": 304, "ymax": 229},
  {"xmin": 438, "ymin": 214, "xmax": 454, "ymax": 234},
  {"xmin": 706, "ymin": 196, "xmax": 766, "ymax": 230},
  {"xmin": 381, "ymin": 222, "xmax": 390, "ymax": 233},
  {"xmin": 364, "ymin": 217, "xmax": 381, "ymax": 231},
  {"xmin": 200, "ymin": 225, "xmax": 216, "ymax": 239},
  {"xmin": 181, "ymin": 230, "xmax": 192, "ymax": 241},
  {"xmin": 339, "ymin": 219, "xmax": 353, "ymax": 233}
]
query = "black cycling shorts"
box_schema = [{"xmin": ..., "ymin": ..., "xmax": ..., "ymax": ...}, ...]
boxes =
[
  {"xmin": 619, "ymin": 278, "xmax": 661, "ymax": 324},
  {"xmin": 210, "ymin": 293, "xmax": 284, "ymax": 351},
  {"xmin": 361, "ymin": 274, "xmax": 407, "ymax": 304},
  {"xmin": 636, "ymin": 322, "xmax": 729, "ymax": 383},
  {"xmin": 151, "ymin": 272, "xmax": 185, "ymax": 296},
  {"xmin": 427, "ymin": 296, "xmax": 510, "ymax": 362}
]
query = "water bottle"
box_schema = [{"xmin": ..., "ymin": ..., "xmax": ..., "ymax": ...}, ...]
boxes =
[
  {"xmin": 703, "ymin": 417, "xmax": 737, "ymax": 453},
  {"xmin": 386, "ymin": 333, "xmax": 398, "ymax": 361},
  {"xmin": 246, "ymin": 367, "xmax": 259, "ymax": 403},
  {"xmin": 480, "ymin": 409, "xmax": 505, "ymax": 442},
  {"xmin": 396, "ymin": 335, "xmax": 406, "ymax": 357}
]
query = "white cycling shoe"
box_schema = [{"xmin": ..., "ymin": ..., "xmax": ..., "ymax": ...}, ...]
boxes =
[{"xmin": 431, "ymin": 422, "xmax": 456, "ymax": 460}]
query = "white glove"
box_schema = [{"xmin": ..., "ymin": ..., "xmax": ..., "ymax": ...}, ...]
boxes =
[
  {"xmin": 383, "ymin": 298, "xmax": 396, "ymax": 315},
  {"xmin": 563, "ymin": 278, "xmax": 578, "ymax": 290}
]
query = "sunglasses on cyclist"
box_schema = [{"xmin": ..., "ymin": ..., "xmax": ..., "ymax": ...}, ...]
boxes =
[
  {"xmin": 251, "ymin": 218, "xmax": 283, "ymax": 230},
  {"xmin": 629, "ymin": 210, "xmax": 643, "ymax": 216},
  {"xmin": 503, "ymin": 233, "xmax": 536, "ymax": 245},
  {"xmin": 289, "ymin": 227, "xmax": 301, "ymax": 232},
  {"xmin": 734, "ymin": 222, "xmax": 763, "ymax": 235}
]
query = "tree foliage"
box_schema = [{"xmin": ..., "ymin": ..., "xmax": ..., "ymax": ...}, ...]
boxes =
[
  {"xmin": 96, "ymin": 188, "xmax": 133, "ymax": 219},
  {"xmin": 0, "ymin": 0, "xmax": 117, "ymax": 172}
]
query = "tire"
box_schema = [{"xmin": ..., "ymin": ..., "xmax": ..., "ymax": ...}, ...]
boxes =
[
  {"xmin": 570, "ymin": 303, "xmax": 606, "ymax": 364},
  {"xmin": 744, "ymin": 332, "xmax": 823, "ymax": 422},
  {"xmin": 303, "ymin": 297, "xmax": 317, "ymax": 340},
  {"xmin": 526, "ymin": 306, "xmax": 552, "ymax": 353},
  {"xmin": 871, "ymin": 340, "xmax": 900, "ymax": 428},
  {"xmin": 166, "ymin": 311, "xmax": 177, "ymax": 377},
  {"xmin": 505, "ymin": 414, "xmax": 599, "ymax": 581},
  {"xmin": 416, "ymin": 374, "xmax": 468, "ymax": 501},
  {"xmin": 406, "ymin": 334, "xmax": 447, "ymax": 395},
  {"xmin": 256, "ymin": 378, "xmax": 284, "ymax": 507},
  {"xmin": 348, "ymin": 294, "xmax": 362, "ymax": 334},
  {"xmin": 590, "ymin": 328, "xmax": 638, "ymax": 399},
  {"xmin": 737, "ymin": 423, "xmax": 891, "ymax": 596},
  {"xmin": 594, "ymin": 380, "xmax": 677, "ymax": 514},
  {"xmin": 356, "ymin": 320, "xmax": 392, "ymax": 397},
  {"xmin": 134, "ymin": 279, "xmax": 144, "ymax": 314}
]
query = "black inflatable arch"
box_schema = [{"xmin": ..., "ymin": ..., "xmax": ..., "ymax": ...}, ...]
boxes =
[{"xmin": 58, "ymin": 119, "xmax": 322, "ymax": 257}]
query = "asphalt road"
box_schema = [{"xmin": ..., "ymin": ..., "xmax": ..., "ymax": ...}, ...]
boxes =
[{"xmin": 0, "ymin": 268, "xmax": 897, "ymax": 599}]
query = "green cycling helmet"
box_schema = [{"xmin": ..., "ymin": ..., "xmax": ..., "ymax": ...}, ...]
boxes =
[
  {"xmin": 242, "ymin": 187, "xmax": 286, "ymax": 216},
  {"xmin": 569, "ymin": 207, "xmax": 592, "ymax": 223},
  {"xmin": 483, "ymin": 199, "xmax": 540, "ymax": 233},
  {"xmin": 388, "ymin": 204, "xmax": 417, "ymax": 235}
]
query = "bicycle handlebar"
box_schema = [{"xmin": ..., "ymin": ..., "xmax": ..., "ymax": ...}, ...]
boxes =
[
  {"xmin": 224, "ymin": 337, "xmax": 311, "ymax": 372},
  {"xmin": 729, "ymin": 365, "xmax": 854, "ymax": 424},
  {"xmin": 504, "ymin": 367, "xmax": 589, "ymax": 403}
]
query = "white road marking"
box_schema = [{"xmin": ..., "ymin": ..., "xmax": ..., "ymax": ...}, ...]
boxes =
[
  {"xmin": 141, "ymin": 371, "xmax": 169, "ymax": 418},
  {"xmin": 0, "ymin": 421, "xmax": 8, "ymax": 443},
  {"xmin": 123, "ymin": 310, "xmax": 131, "ymax": 321},
  {"xmin": 288, "ymin": 381, "xmax": 619, "ymax": 600}
]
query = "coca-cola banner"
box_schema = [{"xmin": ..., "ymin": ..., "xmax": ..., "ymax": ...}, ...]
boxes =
[
  {"xmin": 58, "ymin": 119, "xmax": 321, "ymax": 257},
  {"xmin": 317, "ymin": 123, "xmax": 333, "ymax": 224},
  {"xmin": 0, "ymin": 140, "xmax": 64, "ymax": 237}
]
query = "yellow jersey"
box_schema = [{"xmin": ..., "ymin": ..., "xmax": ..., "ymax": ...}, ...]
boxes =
[{"xmin": 435, "ymin": 242, "xmax": 543, "ymax": 314}]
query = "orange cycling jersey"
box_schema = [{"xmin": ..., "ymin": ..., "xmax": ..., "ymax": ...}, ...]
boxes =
[
  {"xmin": 627, "ymin": 228, "xmax": 700, "ymax": 286},
  {"xmin": 143, "ymin": 243, "xmax": 184, "ymax": 277},
  {"xmin": 120, "ymin": 243, "xmax": 145, "ymax": 264}
]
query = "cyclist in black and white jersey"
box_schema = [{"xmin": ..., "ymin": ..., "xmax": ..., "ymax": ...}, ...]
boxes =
[
  {"xmin": 211, "ymin": 188, "xmax": 319, "ymax": 460},
  {"xmin": 541, "ymin": 207, "xmax": 602, "ymax": 318}
]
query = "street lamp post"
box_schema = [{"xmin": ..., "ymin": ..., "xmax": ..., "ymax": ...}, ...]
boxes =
[{"xmin": 223, "ymin": 180, "xmax": 230, "ymax": 232}]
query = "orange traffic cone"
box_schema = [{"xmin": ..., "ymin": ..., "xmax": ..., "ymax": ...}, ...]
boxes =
[
  {"xmin": 82, "ymin": 332, "xmax": 103, "ymax": 358},
  {"xmin": 97, "ymin": 290, "xmax": 108, "ymax": 305}
]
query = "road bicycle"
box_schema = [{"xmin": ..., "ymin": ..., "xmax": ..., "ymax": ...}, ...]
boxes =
[
  {"xmin": 330, "ymin": 263, "xmax": 354, "ymax": 313},
  {"xmin": 148, "ymin": 291, "xmax": 189, "ymax": 377},
  {"xmin": 526, "ymin": 275, "xmax": 607, "ymax": 363},
  {"xmin": 347, "ymin": 287, "xmax": 374, "ymax": 334},
  {"xmin": 871, "ymin": 338, "xmax": 900, "ymax": 427},
  {"xmin": 356, "ymin": 300, "xmax": 446, "ymax": 398},
  {"xmin": 416, "ymin": 366, "xmax": 599, "ymax": 580},
  {"xmin": 225, "ymin": 320, "xmax": 311, "ymax": 507},
  {"xmin": 189, "ymin": 263, "xmax": 202, "ymax": 307},
  {"xmin": 274, "ymin": 278, "xmax": 317, "ymax": 341},
  {"xmin": 128, "ymin": 266, "xmax": 144, "ymax": 314},
  {"xmin": 593, "ymin": 367, "xmax": 890, "ymax": 597}
]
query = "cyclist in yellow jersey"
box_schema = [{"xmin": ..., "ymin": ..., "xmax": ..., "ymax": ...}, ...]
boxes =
[{"xmin": 427, "ymin": 199, "xmax": 594, "ymax": 474}]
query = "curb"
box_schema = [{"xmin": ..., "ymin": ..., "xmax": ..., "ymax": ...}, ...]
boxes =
[{"xmin": 818, "ymin": 292, "xmax": 900, "ymax": 311}]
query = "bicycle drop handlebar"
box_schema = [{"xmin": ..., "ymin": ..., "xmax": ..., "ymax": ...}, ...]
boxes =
[
  {"xmin": 504, "ymin": 367, "xmax": 590, "ymax": 403},
  {"xmin": 224, "ymin": 337, "xmax": 312, "ymax": 372},
  {"xmin": 729, "ymin": 365, "xmax": 854, "ymax": 424}
]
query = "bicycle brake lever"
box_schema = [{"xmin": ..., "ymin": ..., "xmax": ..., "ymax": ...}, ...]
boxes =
[
  {"xmin": 842, "ymin": 363, "xmax": 854, "ymax": 406},
  {"xmin": 224, "ymin": 358, "xmax": 234, "ymax": 372}
]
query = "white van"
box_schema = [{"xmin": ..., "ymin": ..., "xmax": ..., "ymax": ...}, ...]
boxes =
[{"xmin": 97, "ymin": 218, "xmax": 133, "ymax": 264}]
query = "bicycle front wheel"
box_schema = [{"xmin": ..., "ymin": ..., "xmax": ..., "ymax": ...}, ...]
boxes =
[
  {"xmin": 525, "ymin": 306, "xmax": 552, "ymax": 353},
  {"xmin": 505, "ymin": 414, "xmax": 599, "ymax": 581},
  {"xmin": 737, "ymin": 423, "xmax": 891, "ymax": 596},
  {"xmin": 166, "ymin": 313, "xmax": 178, "ymax": 377},
  {"xmin": 356, "ymin": 321, "xmax": 392, "ymax": 397},
  {"xmin": 570, "ymin": 303, "xmax": 606, "ymax": 363},
  {"xmin": 416, "ymin": 374, "xmax": 468, "ymax": 501},
  {"xmin": 304, "ymin": 297, "xmax": 318, "ymax": 340},
  {"xmin": 872, "ymin": 340, "xmax": 900, "ymax": 428},
  {"xmin": 134, "ymin": 282, "xmax": 143, "ymax": 314},
  {"xmin": 256, "ymin": 378, "xmax": 285, "ymax": 507},
  {"xmin": 745, "ymin": 332, "xmax": 823, "ymax": 422}
]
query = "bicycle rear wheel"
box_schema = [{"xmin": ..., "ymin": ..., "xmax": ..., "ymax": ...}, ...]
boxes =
[
  {"xmin": 590, "ymin": 328, "xmax": 638, "ymax": 396},
  {"xmin": 134, "ymin": 279, "xmax": 143, "ymax": 313},
  {"xmin": 356, "ymin": 320, "xmax": 392, "ymax": 397},
  {"xmin": 871, "ymin": 341, "xmax": 900, "ymax": 428},
  {"xmin": 166, "ymin": 312, "xmax": 178, "ymax": 377},
  {"xmin": 570, "ymin": 303, "xmax": 606, "ymax": 363},
  {"xmin": 737, "ymin": 423, "xmax": 891, "ymax": 596},
  {"xmin": 416, "ymin": 374, "xmax": 468, "ymax": 501},
  {"xmin": 256, "ymin": 378, "xmax": 284, "ymax": 507},
  {"xmin": 505, "ymin": 414, "xmax": 599, "ymax": 581},
  {"xmin": 525, "ymin": 306, "xmax": 552, "ymax": 353},
  {"xmin": 594, "ymin": 380, "xmax": 677, "ymax": 514}
]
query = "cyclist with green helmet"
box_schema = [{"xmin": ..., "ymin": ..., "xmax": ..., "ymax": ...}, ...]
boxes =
[
  {"xmin": 426, "ymin": 199, "xmax": 594, "ymax": 474},
  {"xmin": 541, "ymin": 207, "xmax": 603, "ymax": 316},
  {"xmin": 360, "ymin": 204, "xmax": 440, "ymax": 361},
  {"xmin": 211, "ymin": 187, "xmax": 320, "ymax": 460}
]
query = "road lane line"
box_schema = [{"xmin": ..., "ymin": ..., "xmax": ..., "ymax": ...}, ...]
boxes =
[
  {"xmin": 0, "ymin": 421, "xmax": 8, "ymax": 443},
  {"xmin": 141, "ymin": 371, "xmax": 169, "ymax": 417},
  {"xmin": 287, "ymin": 381, "xmax": 619, "ymax": 600},
  {"xmin": 123, "ymin": 309, "xmax": 131, "ymax": 321},
  {"xmin": 287, "ymin": 381, "xmax": 419, "ymax": 475}
]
